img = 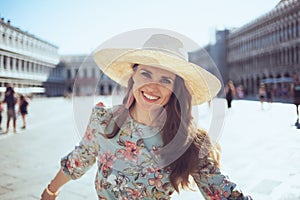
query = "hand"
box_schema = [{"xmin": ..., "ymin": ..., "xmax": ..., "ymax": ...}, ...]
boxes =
[{"xmin": 40, "ymin": 188, "xmax": 57, "ymax": 200}]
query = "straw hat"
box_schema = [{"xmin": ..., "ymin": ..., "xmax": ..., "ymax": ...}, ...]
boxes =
[{"xmin": 93, "ymin": 34, "xmax": 221, "ymax": 105}]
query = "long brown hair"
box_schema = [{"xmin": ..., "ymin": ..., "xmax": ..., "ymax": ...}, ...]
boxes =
[{"xmin": 103, "ymin": 64, "xmax": 220, "ymax": 192}]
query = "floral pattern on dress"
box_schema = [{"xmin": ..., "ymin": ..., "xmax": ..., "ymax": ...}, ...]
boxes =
[{"xmin": 61, "ymin": 105, "xmax": 252, "ymax": 200}]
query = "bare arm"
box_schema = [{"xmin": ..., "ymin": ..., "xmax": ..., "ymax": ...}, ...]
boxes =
[
  {"xmin": 40, "ymin": 105, "xmax": 106, "ymax": 199},
  {"xmin": 41, "ymin": 168, "xmax": 70, "ymax": 199}
]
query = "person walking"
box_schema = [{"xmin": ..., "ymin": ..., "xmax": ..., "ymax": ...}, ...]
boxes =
[
  {"xmin": 258, "ymin": 83, "xmax": 266, "ymax": 110},
  {"xmin": 266, "ymin": 84, "xmax": 273, "ymax": 103},
  {"xmin": 18, "ymin": 95, "xmax": 29, "ymax": 129},
  {"xmin": 0, "ymin": 102, "xmax": 3, "ymax": 131},
  {"xmin": 41, "ymin": 32, "xmax": 252, "ymax": 200},
  {"xmin": 225, "ymin": 80, "xmax": 236, "ymax": 108},
  {"xmin": 291, "ymin": 73, "xmax": 300, "ymax": 126},
  {"xmin": 2, "ymin": 86, "xmax": 17, "ymax": 133}
]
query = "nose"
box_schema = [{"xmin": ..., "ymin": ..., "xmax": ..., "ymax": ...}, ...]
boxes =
[{"xmin": 145, "ymin": 83, "xmax": 160, "ymax": 93}]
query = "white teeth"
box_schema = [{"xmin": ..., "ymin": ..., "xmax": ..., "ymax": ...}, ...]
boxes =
[{"xmin": 143, "ymin": 92, "xmax": 159, "ymax": 100}]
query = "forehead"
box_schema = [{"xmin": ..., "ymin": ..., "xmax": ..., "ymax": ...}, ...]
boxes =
[{"xmin": 137, "ymin": 65, "xmax": 176, "ymax": 78}]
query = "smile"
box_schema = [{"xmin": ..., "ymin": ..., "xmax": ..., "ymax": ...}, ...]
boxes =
[{"xmin": 142, "ymin": 92, "xmax": 159, "ymax": 101}]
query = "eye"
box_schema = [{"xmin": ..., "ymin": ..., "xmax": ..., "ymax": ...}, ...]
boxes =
[
  {"xmin": 160, "ymin": 78, "xmax": 172, "ymax": 84},
  {"xmin": 141, "ymin": 71, "xmax": 151, "ymax": 79}
]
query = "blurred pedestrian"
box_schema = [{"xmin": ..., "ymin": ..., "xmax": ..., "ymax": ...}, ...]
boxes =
[
  {"xmin": 236, "ymin": 84, "xmax": 245, "ymax": 99},
  {"xmin": 258, "ymin": 83, "xmax": 266, "ymax": 110},
  {"xmin": 290, "ymin": 73, "xmax": 300, "ymax": 126},
  {"xmin": 41, "ymin": 33, "xmax": 252, "ymax": 200},
  {"xmin": 2, "ymin": 86, "xmax": 17, "ymax": 133},
  {"xmin": 266, "ymin": 84, "xmax": 273, "ymax": 103},
  {"xmin": 18, "ymin": 95, "xmax": 29, "ymax": 129},
  {"xmin": 0, "ymin": 102, "xmax": 3, "ymax": 131},
  {"xmin": 225, "ymin": 80, "xmax": 236, "ymax": 108}
]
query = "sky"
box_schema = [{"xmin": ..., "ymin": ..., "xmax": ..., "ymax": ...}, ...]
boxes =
[{"xmin": 0, "ymin": 0, "xmax": 280, "ymax": 55}]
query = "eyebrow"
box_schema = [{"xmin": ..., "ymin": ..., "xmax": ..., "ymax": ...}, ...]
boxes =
[{"xmin": 140, "ymin": 68, "xmax": 174, "ymax": 81}]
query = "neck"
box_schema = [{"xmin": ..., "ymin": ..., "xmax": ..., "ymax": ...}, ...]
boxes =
[{"xmin": 130, "ymin": 104, "xmax": 162, "ymax": 126}]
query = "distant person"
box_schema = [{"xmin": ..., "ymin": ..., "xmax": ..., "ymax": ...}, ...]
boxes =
[
  {"xmin": 290, "ymin": 73, "xmax": 300, "ymax": 126},
  {"xmin": 258, "ymin": 83, "xmax": 266, "ymax": 110},
  {"xmin": 2, "ymin": 86, "xmax": 17, "ymax": 133},
  {"xmin": 18, "ymin": 95, "xmax": 29, "ymax": 129},
  {"xmin": 41, "ymin": 33, "xmax": 252, "ymax": 200},
  {"xmin": 225, "ymin": 80, "xmax": 236, "ymax": 108},
  {"xmin": 236, "ymin": 84, "xmax": 245, "ymax": 99},
  {"xmin": 266, "ymin": 85, "xmax": 273, "ymax": 103},
  {"xmin": 0, "ymin": 102, "xmax": 3, "ymax": 131}
]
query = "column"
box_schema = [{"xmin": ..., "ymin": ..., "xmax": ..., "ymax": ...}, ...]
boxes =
[
  {"xmin": 18, "ymin": 59, "xmax": 22, "ymax": 72},
  {"xmin": 0, "ymin": 54, "xmax": 3, "ymax": 69},
  {"xmin": 32, "ymin": 62, "xmax": 36, "ymax": 74},
  {"xmin": 24, "ymin": 60, "xmax": 27, "ymax": 74}
]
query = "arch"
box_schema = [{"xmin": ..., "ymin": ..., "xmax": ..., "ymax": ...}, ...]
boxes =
[
  {"xmin": 241, "ymin": 78, "xmax": 244, "ymax": 87},
  {"xmin": 108, "ymin": 85, "xmax": 112, "ymax": 95},
  {"xmin": 256, "ymin": 76, "xmax": 261, "ymax": 93},
  {"xmin": 262, "ymin": 74, "xmax": 267, "ymax": 79},
  {"xmin": 276, "ymin": 73, "xmax": 281, "ymax": 78},
  {"xmin": 284, "ymin": 72, "xmax": 290, "ymax": 77},
  {"xmin": 251, "ymin": 77, "xmax": 255, "ymax": 94}
]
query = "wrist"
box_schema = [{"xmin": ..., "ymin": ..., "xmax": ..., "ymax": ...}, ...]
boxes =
[{"xmin": 46, "ymin": 184, "xmax": 60, "ymax": 196}]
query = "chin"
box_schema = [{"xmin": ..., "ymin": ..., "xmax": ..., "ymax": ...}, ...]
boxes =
[{"xmin": 140, "ymin": 102, "xmax": 163, "ymax": 111}]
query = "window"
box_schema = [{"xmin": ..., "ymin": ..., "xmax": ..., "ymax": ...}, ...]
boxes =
[
  {"xmin": 9, "ymin": 57, "xmax": 13, "ymax": 70},
  {"xmin": 16, "ymin": 59, "xmax": 19, "ymax": 71},
  {"xmin": 3, "ymin": 56, "xmax": 7, "ymax": 69},
  {"xmin": 67, "ymin": 69, "xmax": 71, "ymax": 79},
  {"xmin": 75, "ymin": 69, "xmax": 79, "ymax": 78}
]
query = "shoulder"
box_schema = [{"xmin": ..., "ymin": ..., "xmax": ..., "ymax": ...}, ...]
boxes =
[
  {"xmin": 193, "ymin": 128, "xmax": 212, "ymax": 153},
  {"xmin": 92, "ymin": 103, "xmax": 124, "ymax": 120},
  {"xmin": 193, "ymin": 128, "xmax": 221, "ymax": 165}
]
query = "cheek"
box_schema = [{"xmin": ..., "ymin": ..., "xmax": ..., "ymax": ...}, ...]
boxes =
[
  {"xmin": 132, "ymin": 75, "xmax": 141, "ymax": 93},
  {"xmin": 132, "ymin": 87, "xmax": 139, "ymax": 98},
  {"xmin": 132, "ymin": 73, "xmax": 148, "ymax": 86},
  {"xmin": 162, "ymin": 87, "xmax": 173, "ymax": 100}
]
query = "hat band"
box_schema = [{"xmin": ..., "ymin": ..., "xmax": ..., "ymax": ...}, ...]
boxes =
[{"xmin": 141, "ymin": 47, "xmax": 188, "ymax": 61}]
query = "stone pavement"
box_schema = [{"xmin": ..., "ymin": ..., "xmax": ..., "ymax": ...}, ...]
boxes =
[
  {"xmin": 0, "ymin": 98, "xmax": 98, "ymax": 200},
  {"xmin": 0, "ymin": 97, "xmax": 299, "ymax": 200}
]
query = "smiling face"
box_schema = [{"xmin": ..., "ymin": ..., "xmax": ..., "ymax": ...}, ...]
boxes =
[{"xmin": 132, "ymin": 65, "xmax": 176, "ymax": 111}]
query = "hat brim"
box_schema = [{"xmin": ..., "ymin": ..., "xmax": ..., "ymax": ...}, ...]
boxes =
[{"xmin": 94, "ymin": 48, "xmax": 221, "ymax": 105}]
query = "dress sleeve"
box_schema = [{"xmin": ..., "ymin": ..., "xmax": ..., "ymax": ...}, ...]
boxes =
[
  {"xmin": 60, "ymin": 105, "xmax": 108, "ymax": 180},
  {"xmin": 192, "ymin": 158, "xmax": 252, "ymax": 200}
]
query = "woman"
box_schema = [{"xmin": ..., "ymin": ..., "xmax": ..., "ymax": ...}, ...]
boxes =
[
  {"xmin": 0, "ymin": 102, "xmax": 3, "ymax": 131},
  {"xmin": 18, "ymin": 95, "xmax": 29, "ymax": 129},
  {"xmin": 41, "ymin": 33, "xmax": 252, "ymax": 200},
  {"xmin": 2, "ymin": 86, "xmax": 17, "ymax": 133},
  {"xmin": 291, "ymin": 73, "xmax": 300, "ymax": 126},
  {"xmin": 258, "ymin": 83, "xmax": 266, "ymax": 110},
  {"xmin": 225, "ymin": 80, "xmax": 236, "ymax": 108}
]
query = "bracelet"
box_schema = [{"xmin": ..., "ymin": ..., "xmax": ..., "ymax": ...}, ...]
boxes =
[{"xmin": 46, "ymin": 184, "xmax": 60, "ymax": 196}]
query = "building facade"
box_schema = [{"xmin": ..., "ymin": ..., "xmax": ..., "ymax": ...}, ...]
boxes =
[
  {"xmin": 0, "ymin": 17, "xmax": 60, "ymax": 97},
  {"xmin": 61, "ymin": 54, "xmax": 117, "ymax": 96},
  {"xmin": 227, "ymin": 0, "xmax": 300, "ymax": 97}
]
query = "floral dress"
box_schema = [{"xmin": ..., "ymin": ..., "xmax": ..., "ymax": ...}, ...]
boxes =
[{"xmin": 61, "ymin": 105, "xmax": 252, "ymax": 200}]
